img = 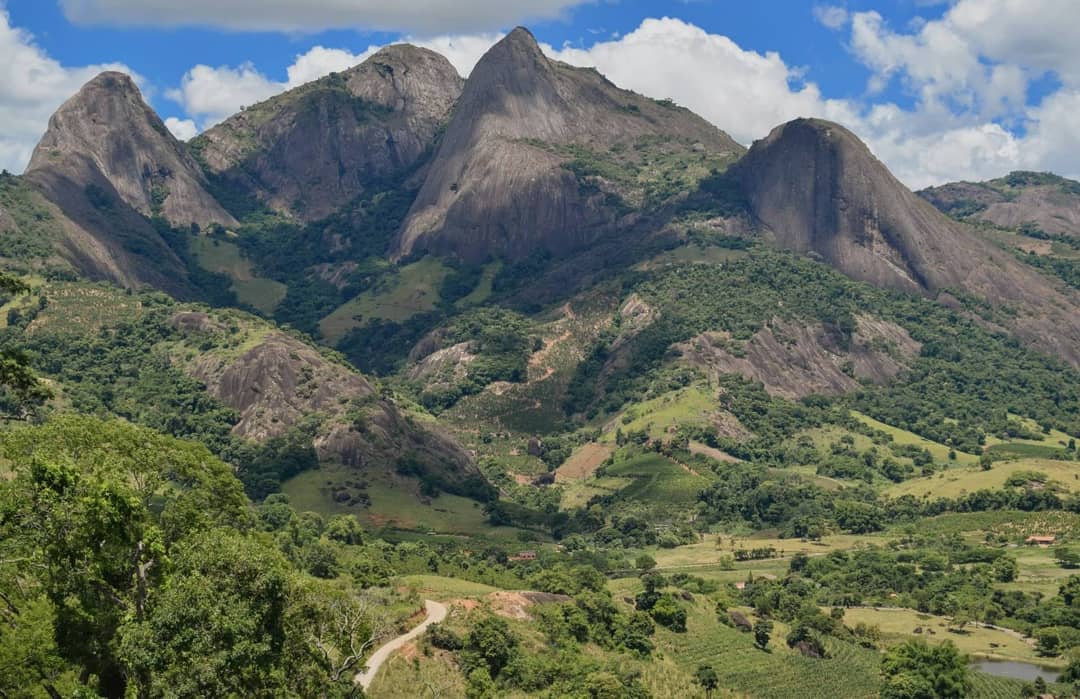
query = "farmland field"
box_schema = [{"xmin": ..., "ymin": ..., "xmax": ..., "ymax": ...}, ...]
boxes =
[{"xmin": 884, "ymin": 457, "xmax": 1080, "ymax": 499}]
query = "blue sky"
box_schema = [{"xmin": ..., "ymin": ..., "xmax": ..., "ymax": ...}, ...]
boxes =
[{"xmin": 3, "ymin": 1, "xmax": 1079, "ymax": 187}]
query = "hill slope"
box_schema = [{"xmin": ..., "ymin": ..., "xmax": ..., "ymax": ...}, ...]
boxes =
[
  {"xmin": 920, "ymin": 171, "xmax": 1080, "ymax": 238},
  {"xmin": 26, "ymin": 72, "xmax": 234, "ymax": 230}
]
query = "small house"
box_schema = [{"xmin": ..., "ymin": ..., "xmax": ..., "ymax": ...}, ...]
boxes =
[
  {"xmin": 1025, "ymin": 535, "xmax": 1056, "ymax": 547},
  {"xmin": 509, "ymin": 550, "xmax": 537, "ymax": 562}
]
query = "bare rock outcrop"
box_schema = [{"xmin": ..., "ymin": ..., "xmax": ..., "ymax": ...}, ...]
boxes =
[
  {"xmin": 921, "ymin": 172, "xmax": 1080, "ymax": 238},
  {"xmin": 393, "ymin": 27, "xmax": 742, "ymax": 263},
  {"xmin": 26, "ymin": 72, "xmax": 235, "ymax": 230},
  {"xmin": 734, "ymin": 118, "xmax": 1080, "ymax": 368},
  {"xmin": 195, "ymin": 45, "xmax": 464, "ymax": 221},
  {"xmin": 175, "ymin": 315, "xmax": 477, "ymax": 486},
  {"xmin": 678, "ymin": 316, "xmax": 921, "ymax": 400}
]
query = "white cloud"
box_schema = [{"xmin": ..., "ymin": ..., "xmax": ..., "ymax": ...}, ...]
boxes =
[
  {"xmin": 167, "ymin": 35, "xmax": 492, "ymax": 129},
  {"xmin": 58, "ymin": 0, "xmax": 591, "ymax": 35},
  {"xmin": 813, "ymin": 5, "xmax": 849, "ymax": 31},
  {"xmin": 285, "ymin": 45, "xmax": 381, "ymax": 84},
  {"xmin": 167, "ymin": 14, "xmax": 1080, "ymax": 189},
  {"xmin": 0, "ymin": 8, "xmax": 136, "ymax": 173},
  {"xmin": 546, "ymin": 17, "xmax": 858, "ymax": 147},
  {"xmin": 408, "ymin": 33, "xmax": 504, "ymax": 77},
  {"xmin": 836, "ymin": 1, "xmax": 1080, "ymax": 185},
  {"xmin": 164, "ymin": 116, "xmax": 198, "ymax": 141},
  {"xmin": 166, "ymin": 62, "xmax": 285, "ymax": 125}
]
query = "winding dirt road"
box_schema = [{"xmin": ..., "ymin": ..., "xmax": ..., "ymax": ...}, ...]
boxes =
[{"xmin": 354, "ymin": 599, "xmax": 448, "ymax": 693}]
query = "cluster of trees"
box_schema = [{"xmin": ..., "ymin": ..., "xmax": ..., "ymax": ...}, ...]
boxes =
[
  {"xmin": 426, "ymin": 598, "xmax": 653, "ymax": 697},
  {"xmin": 782, "ymin": 537, "xmax": 1080, "ymax": 654},
  {"xmin": 0, "ymin": 417, "xmax": 393, "ymax": 698}
]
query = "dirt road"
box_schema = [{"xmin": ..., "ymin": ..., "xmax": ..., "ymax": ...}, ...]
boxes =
[{"xmin": 354, "ymin": 599, "xmax": 449, "ymax": 692}]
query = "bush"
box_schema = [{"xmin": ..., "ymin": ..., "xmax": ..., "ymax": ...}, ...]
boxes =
[{"xmin": 428, "ymin": 623, "xmax": 464, "ymax": 651}]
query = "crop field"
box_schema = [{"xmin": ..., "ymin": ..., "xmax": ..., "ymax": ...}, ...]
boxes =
[
  {"xmin": 190, "ymin": 235, "xmax": 286, "ymax": 314},
  {"xmin": 604, "ymin": 452, "xmax": 710, "ymax": 505},
  {"xmin": 657, "ymin": 598, "xmax": 883, "ymax": 699},
  {"xmin": 555, "ymin": 442, "xmax": 614, "ymax": 481},
  {"xmin": 892, "ymin": 510, "xmax": 1080, "ymax": 541},
  {"xmin": 26, "ymin": 282, "xmax": 143, "ymax": 334},
  {"xmin": 649, "ymin": 532, "xmax": 888, "ymax": 569},
  {"xmin": 884, "ymin": 457, "xmax": 1080, "ymax": 499},
  {"xmin": 319, "ymin": 257, "xmax": 450, "ymax": 342}
]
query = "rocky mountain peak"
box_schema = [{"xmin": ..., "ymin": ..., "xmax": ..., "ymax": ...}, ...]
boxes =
[
  {"xmin": 393, "ymin": 29, "xmax": 742, "ymax": 262},
  {"xmin": 194, "ymin": 44, "xmax": 464, "ymax": 221},
  {"xmin": 474, "ymin": 26, "xmax": 553, "ymax": 88},
  {"xmin": 736, "ymin": 117, "xmax": 1080, "ymax": 368},
  {"xmin": 26, "ymin": 71, "xmax": 235, "ymax": 230}
]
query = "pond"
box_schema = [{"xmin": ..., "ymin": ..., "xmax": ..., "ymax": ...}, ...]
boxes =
[{"xmin": 971, "ymin": 658, "xmax": 1062, "ymax": 683}]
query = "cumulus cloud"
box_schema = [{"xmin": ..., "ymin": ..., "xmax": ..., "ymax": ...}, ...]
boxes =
[
  {"xmin": 167, "ymin": 46, "xmax": 378, "ymax": 126},
  {"xmin": 837, "ymin": 0, "xmax": 1080, "ymax": 185},
  {"xmin": 167, "ymin": 34, "xmax": 497, "ymax": 129},
  {"xmin": 813, "ymin": 5, "xmax": 849, "ymax": 31},
  {"xmin": 0, "ymin": 8, "xmax": 137, "ymax": 173},
  {"xmin": 164, "ymin": 116, "xmax": 198, "ymax": 141},
  {"xmin": 59, "ymin": 0, "xmax": 590, "ymax": 35},
  {"xmin": 167, "ymin": 12, "xmax": 1080, "ymax": 188},
  {"xmin": 547, "ymin": 18, "xmax": 858, "ymax": 147}
]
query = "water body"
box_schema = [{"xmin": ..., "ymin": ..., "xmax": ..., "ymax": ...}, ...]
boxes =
[{"xmin": 971, "ymin": 658, "xmax": 1061, "ymax": 683}]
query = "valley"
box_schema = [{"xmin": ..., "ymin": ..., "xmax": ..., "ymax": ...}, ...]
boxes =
[{"xmin": 1, "ymin": 22, "xmax": 1079, "ymax": 699}]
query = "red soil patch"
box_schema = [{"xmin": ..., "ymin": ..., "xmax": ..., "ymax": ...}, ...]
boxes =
[
  {"xmin": 689, "ymin": 440, "xmax": 742, "ymax": 463},
  {"xmin": 555, "ymin": 443, "xmax": 614, "ymax": 482}
]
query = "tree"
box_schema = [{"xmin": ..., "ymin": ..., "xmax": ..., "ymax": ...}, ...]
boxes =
[
  {"xmin": 0, "ymin": 273, "xmax": 51, "ymax": 420},
  {"xmin": 284, "ymin": 580, "xmax": 390, "ymax": 694},
  {"xmin": 465, "ymin": 667, "xmax": 496, "ymax": 699},
  {"xmin": 991, "ymin": 555, "xmax": 1019, "ymax": 582},
  {"xmin": 753, "ymin": 619, "xmax": 773, "ymax": 650},
  {"xmin": 1035, "ymin": 628, "xmax": 1061, "ymax": 657},
  {"xmin": 0, "ymin": 417, "xmax": 251, "ymax": 697},
  {"xmin": 880, "ymin": 639, "xmax": 971, "ymax": 699},
  {"xmin": 635, "ymin": 553, "xmax": 657, "ymax": 571},
  {"xmin": 1055, "ymin": 547, "xmax": 1080, "ymax": 569},
  {"xmin": 119, "ymin": 529, "xmax": 292, "ymax": 698},
  {"xmin": 694, "ymin": 664, "xmax": 719, "ymax": 698},
  {"xmin": 649, "ymin": 594, "xmax": 687, "ymax": 632},
  {"xmin": 1060, "ymin": 654, "xmax": 1080, "ymax": 683},
  {"xmin": 464, "ymin": 615, "xmax": 517, "ymax": 678}
]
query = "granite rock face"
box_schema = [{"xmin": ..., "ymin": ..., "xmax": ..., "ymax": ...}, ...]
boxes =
[
  {"xmin": 735, "ymin": 118, "xmax": 1080, "ymax": 368},
  {"xmin": 194, "ymin": 45, "xmax": 464, "ymax": 222},
  {"xmin": 393, "ymin": 27, "xmax": 742, "ymax": 263},
  {"xmin": 27, "ymin": 72, "xmax": 235, "ymax": 230}
]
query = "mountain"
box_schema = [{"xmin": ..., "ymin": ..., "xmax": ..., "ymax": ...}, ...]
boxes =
[
  {"xmin": 26, "ymin": 72, "xmax": 234, "ymax": 230},
  {"xmin": 192, "ymin": 45, "xmax": 464, "ymax": 222},
  {"xmin": 919, "ymin": 171, "xmax": 1080, "ymax": 238},
  {"xmin": 392, "ymin": 27, "xmax": 743, "ymax": 263},
  {"xmin": 17, "ymin": 72, "xmax": 240, "ymax": 295},
  {"xmin": 734, "ymin": 118, "xmax": 1080, "ymax": 368}
]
